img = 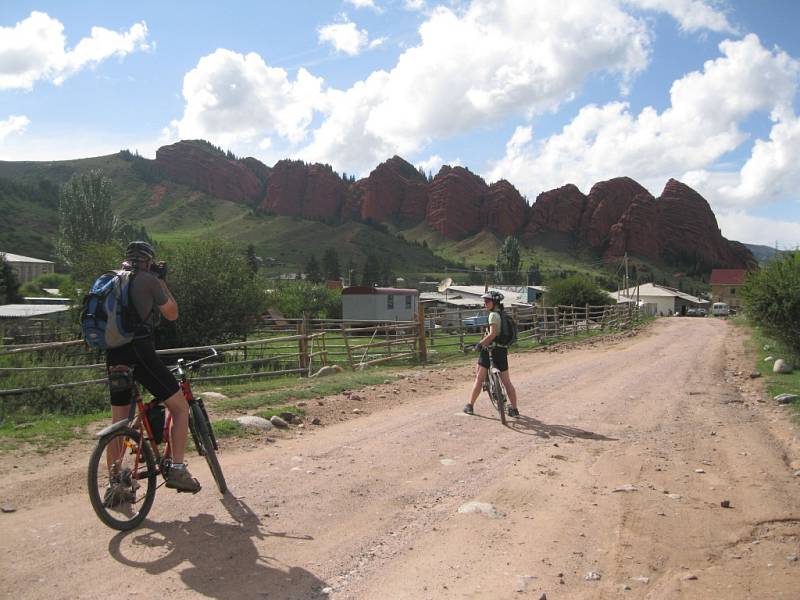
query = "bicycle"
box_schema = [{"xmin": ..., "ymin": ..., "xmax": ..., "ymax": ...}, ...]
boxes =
[
  {"xmin": 87, "ymin": 349, "xmax": 227, "ymax": 531},
  {"xmin": 476, "ymin": 345, "xmax": 507, "ymax": 425}
]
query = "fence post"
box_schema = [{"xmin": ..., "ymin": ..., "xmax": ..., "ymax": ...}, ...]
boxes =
[
  {"xmin": 298, "ymin": 313, "xmax": 310, "ymax": 371},
  {"xmin": 458, "ymin": 309, "xmax": 464, "ymax": 351},
  {"xmin": 340, "ymin": 323, "xmax": 355, "ymax": 370},
  {"xmin": 417, "ymin": 302, "xmax": 428, "ymax": 363},
  {"xmin": 554, "ymin": 306, "xmax": 560, "ymax": 337}
]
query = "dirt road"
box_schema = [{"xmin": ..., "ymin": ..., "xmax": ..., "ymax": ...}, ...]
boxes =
[{"xmin": 2, "ymin": 318, "xmax": 799, "ymax": 599}]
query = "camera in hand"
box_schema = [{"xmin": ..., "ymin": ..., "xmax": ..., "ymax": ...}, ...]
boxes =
[{"xmin": 150, "ymin": 261, "xmax": 168, "ymax": 279}]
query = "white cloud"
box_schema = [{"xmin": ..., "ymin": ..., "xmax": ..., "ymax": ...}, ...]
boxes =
[
  {"xmin": 318, "ymin": 16, "xmax": 371, "ymax": 56},
  {"xmin": 416, "ymin": 154, "xmax": 443, "ymax": 173},
  {"xmin": 488, "ymin": 34, "xmax": 800, "ymax": 205},
  {"xmin": 0, "ymin": 11, "xmax": 150, "ymax": 90},
  {"xmin": 345, "ymin": 0, "xmax": 380, "ymax": 9},
  {"xmin": 0, "ymin": 114, "xmax": 30, "ymax": 141},
  {"xmin": 716, "ymin": 210, "xmax": 800, "ymax": 248},
  {"xmin": 623, "ymin": 0, "xmax": 737, "ymax": 33},
  {"xmin": 170, "ymin": 49, "xmax": 326, "ymax": 147},
  {"xmin": 303, "ymin": 0, "xmax": 651, "ymax": 172},
  {"xmin": 404, "ymin": 0, "xmax": 427, "ymax": 11}
]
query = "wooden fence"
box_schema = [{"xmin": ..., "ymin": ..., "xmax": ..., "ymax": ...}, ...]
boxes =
[{"xmin": 0, "ymin": 302, "xmax": 640, "ymax": 398}]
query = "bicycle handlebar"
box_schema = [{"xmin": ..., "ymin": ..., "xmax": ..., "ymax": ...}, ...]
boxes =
[{"xmin": 169, "ymin": 348, "xmax": 219, "ymax": 376}]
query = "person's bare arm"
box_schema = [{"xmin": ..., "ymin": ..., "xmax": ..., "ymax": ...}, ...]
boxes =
[
  {"xmin": 479, "ymin": 322, "xmax": 497, "ymax": 347},
  {"xmin": 158, "ymin": 281, "xmax": 179, "ymax": 321}
]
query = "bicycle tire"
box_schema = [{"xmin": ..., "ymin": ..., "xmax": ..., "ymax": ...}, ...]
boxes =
[
  {"xmin": 491, "ymin": 372, "xmax": 507, "ymax": 425},
  {"xmin": 88, "ymin": 427, "xmax": 157, "ymax": 531},
  {"xmin": 189, "ymin": 402, "xmax": 227, "ymax": 494},
  {"xmin": 197, "ymin": 398, "xmax": 218, "ymax": 451}
]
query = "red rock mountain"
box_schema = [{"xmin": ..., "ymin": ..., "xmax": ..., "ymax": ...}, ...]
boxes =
[{"xmin": 148, "ymin": 140, "xmax": 754, "ymax": 268}]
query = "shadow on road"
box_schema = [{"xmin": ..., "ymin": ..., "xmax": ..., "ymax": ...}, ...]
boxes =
[
  {"xmin": 107, "ymin": 496, "xmax": 327, "ymax": 599},
  {"xmin": 507, "ymin": 415, "xmax": 617, "ymax": 441}
]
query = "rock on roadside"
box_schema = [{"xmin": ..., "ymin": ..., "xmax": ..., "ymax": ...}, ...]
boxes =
[
  {"xmin": 236, "ymin": 416, "xmax": 273, "ymax": 431},
  {"xmin": 270, "ymin": 415, "xmax": 290, "ymax": 429},
  {"xmin": 200, "ymin": 391, "xmax": 229, "ymax": 402},
  {"xmin": 773, "ymin": 359, "xmax": 792, "ymax": 374}
]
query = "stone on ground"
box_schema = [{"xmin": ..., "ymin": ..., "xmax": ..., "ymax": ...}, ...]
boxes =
[{"xmin": 235, "ymin": 416, "xmax": 273, "ymax": 431}]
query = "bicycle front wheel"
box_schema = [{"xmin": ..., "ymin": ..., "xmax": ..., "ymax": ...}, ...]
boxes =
[
  {"xmin": 87, "ymin": 427, "xmax": 157, "ymax": 531},
  {"xmin": 189, "ymin": 402, "xmax": 227, "ymax": 494}
]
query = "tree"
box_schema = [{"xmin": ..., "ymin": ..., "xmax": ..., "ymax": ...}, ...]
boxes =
[
  {"xmin": 345, "ymin": 257, "xmax": 358, "ymax": 286},
  {"xmin": 245, "ymin": 244, "xmax": 259, "ymax": 277},
  {"xmin": 742, "ymin": 252, "xmax": 800, "ymax": 354},
  {"xmin": 0, "ymin": 254, "xmax": 22, "ymax": 303},
  {"xmin": 266, "ymin": 281, "xmax": 342, "ymax": 319},
  {"xmin": 526, "ymin": 262, "xmax": 542, "ymax": 286},
  {"xmin": 379, "ymin": 256, "xmax": 395, "ymax": 286},
  {"xmin": 322, "ymin": 248, "xmax": 341, "ymax": 281},
  {"xmin": 544, "ymin": 274, "xmax": 609, "ymax": 307},
  {"xmin": 56, "ymin": 170, "xmax": 121, "ymax": 266},
  {"xmin": 156, "ymin": 239, "xmax": 267, "ymax": 347},
  {"xmin": 360, "ymin": 253, "xmax": 382, "ymax": 286},
  {"xmin": 304, "ymin": 254, "xmax": 322, "ymax": 283},
  {"xmin": 495, "ymin": 236, "xmax": 522, "ymax": 284}
]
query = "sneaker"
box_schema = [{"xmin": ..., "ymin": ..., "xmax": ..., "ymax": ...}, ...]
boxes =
[
  {"xmin": 463, "ymin": 404, "xmax": 474, "ymax": 415},
  {"xmin": 165, "ymin": 463, "xmax": 201, "ymax": 493},
  {"xmin": 507, "ymin": 406, "xmax": 520, "ymax": 418}
]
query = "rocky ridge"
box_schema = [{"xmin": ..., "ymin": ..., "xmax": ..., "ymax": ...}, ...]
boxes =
[{"xmin": 150, "ymin": 140, "xmax": 754, "ymax": 268}]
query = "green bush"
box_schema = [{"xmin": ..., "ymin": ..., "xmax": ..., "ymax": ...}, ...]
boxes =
[
  {"xmin": 741, "ymin": 253, "xmax": 800, "ymax": 355},
  {"xmin": 265, "ymin": 281, "xmax": 342, "ymax": 319},
  {"xmin": 544, "ymin": 274, "xmax": 610, "ymax": 306},
  {"xmin": 156, "ymin": 239, "xmax": 269, "ymax": 348}
]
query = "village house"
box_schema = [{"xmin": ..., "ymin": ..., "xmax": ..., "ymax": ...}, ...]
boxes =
[
  {"xmin": 2, "ymin": 252, "xmax": 55, "ymax": 284},
  {"xmin": 342, "ymin": 286, "xmax": 419, "ymax": 322},
  {"xmin": 616, "ymin": 282, "xmax": 708, "ymax": 316},
  {"xmin": 709, "ymin": 269, "xmax": 748, "ymax": 311}
]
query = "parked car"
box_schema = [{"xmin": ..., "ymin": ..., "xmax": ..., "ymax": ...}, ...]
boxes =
[
  {"xmin": 696, "ymin": 307, "xmax": 706, "ymax": 317},
  {"xmin": 712, "ymin": 302, "xmax": 730, "ymax": 316},
  {"xmin": 686, "ymin": 308, "xmax": 698, "ymax": 317}
]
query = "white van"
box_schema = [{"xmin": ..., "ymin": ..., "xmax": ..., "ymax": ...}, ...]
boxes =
[{"xmin": 712, "ymin": 302, "xmax": 730, "ymax": 316}]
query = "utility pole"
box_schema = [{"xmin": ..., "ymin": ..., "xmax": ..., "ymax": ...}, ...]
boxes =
[{"xmin": 623, "ymin": 252, "xmax": 629, "ymax": 294}]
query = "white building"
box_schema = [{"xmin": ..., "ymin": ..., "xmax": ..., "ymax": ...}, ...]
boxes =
[
  {"xmin": 615, "ymin": 283, "xmax": 708, "ymax": 316},
  {"xmin": 2, "ymin": 252, "xmax": 55, "ymax": 284},
  {"xmin": 342, "ymin": 286, "xmax": 419, "ymax": 322}
]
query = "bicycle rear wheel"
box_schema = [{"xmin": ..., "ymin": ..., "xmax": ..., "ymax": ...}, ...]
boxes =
[
  {"xmin": 490, "ymin": 373, "xmax": 507, "ymax": 425},
  {"xmin": 189, "ymin": 402, "xmax": 227, "ymax": 494},
  {"xmin": 88, "ymin": 427, "xmax": 157, "ymax": 531}
]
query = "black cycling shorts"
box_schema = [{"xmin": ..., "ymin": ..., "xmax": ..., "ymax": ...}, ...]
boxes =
[
  {"xmin": 478, "ymin": 346, "xmax": 509, "ymax": 372},
  {"xmin": 106, "ymin": 338, "xmax": 179, "ymax": 406}
]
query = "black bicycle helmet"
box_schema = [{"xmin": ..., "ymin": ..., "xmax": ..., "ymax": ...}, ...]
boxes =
[
  {"xmin": 125, "ymin": 240, "xmax": 155, "ymax": 262},
  {"xmin": 481, "ymin": 290, "xmax": 504, "ymax": 304}
]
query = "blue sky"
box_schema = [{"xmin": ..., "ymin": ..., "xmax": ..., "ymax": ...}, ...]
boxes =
[{"xmin": 1, "ymin": 0, "xmax": 799, "ymax": 246}]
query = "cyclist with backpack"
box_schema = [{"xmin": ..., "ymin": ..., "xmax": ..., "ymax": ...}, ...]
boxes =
[
  {"xmin": 463, "ymin": 290, "xmax": 520, "ymax": 417},
  {"xmin": 100, "ymin": 241, "xmax": 201, "ymax": 495}
]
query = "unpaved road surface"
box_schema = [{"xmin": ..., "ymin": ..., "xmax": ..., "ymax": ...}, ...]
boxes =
[{"xmin": 2, "ymin": 318, "xmax": 799, "ymax": 599}]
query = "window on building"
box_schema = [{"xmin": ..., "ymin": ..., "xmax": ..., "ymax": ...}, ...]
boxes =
[
  {"xmin": 730, "ymin": 288, "xmax": 736, "ymax": 295},
  {"xmin": 387, "ymin": 295, "xmax": 394, "ymax": 309},
  {"xmin": 405, "ymin": 295, "xmax": 412, "ymax": 309}
]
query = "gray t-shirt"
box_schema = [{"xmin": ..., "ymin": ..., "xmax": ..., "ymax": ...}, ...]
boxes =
[{"xmin": 129, "ymin": 270, "xmax": 167, "ymax": 329}]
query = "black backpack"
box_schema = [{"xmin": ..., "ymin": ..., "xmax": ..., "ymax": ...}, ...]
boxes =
[{"xmin": 495, "ymin": 310, "xmax": 517, "ymax": 346}]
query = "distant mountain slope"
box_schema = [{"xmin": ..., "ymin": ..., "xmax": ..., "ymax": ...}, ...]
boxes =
[
  {"xmin": 744, "ymin": 243, "xmax": 784, "ymax": 264},
  {"xmin": 0, "ymin": 139, "xmax": 754, "ymax": 281}
]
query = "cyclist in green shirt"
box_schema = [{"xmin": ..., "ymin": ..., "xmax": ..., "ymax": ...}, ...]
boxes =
[{"xmin": 464, "ymin": 291, "xmax": 520, "ymax": 417}]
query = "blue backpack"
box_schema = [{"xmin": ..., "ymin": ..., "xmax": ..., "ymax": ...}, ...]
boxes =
[{"xmin": 81, "ymin": 270, "xmax": 139, "ymax": 350}]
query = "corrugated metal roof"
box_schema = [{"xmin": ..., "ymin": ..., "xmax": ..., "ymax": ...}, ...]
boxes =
[
  {"xmin": 342, "ymin": 286, "xmax": 419, "ymax": 295},
  {"xmin": 615, "ymin": 283, "xmax": 708, "ymax": 304},
  {"xmin": 1, "ymin": 252, "xmax": 54, "ymax": 264},
  {"xmin": 0, "ymin": 304, "xmax": 71, "ymax": 318}
]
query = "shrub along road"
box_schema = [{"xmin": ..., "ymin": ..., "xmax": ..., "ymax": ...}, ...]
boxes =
[{"xmin": 1, "ymin": 318, "xmax": 799, "ymax": 599}]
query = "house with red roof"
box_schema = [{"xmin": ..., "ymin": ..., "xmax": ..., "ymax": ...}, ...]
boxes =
[{"xmin": 710, "ymin": 269, "xmax": 748, "ymax": 310}]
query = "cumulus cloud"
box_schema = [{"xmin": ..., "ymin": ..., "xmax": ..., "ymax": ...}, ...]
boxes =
[
  {"xmin": 318, "ymin": 16, "xmax": 371, "ymax": 56},
  {"xmin": 623, "ymin": 0, "xmax": 737, "ymax": 33},
  {"xmin": 303, "ymin": 0, "xmax": 651, "ymax": 171},
  {"xmin": 716, "ymin": 210, "xmax": 800, "ymax": 248},
  {"xmin": 0, "ymin": 11, "xmax": 150, "ymax": 90},
  {"xmin": 404, "ymin": 0, "xmax": 427, "ymax": 10},
  {"xmin": 345, "ymin": 0, "xmax": 380, "ymax": 9},
  {"xmin": 0, "ymin": 114, "xmax": 30, "ymax": 141},
  {"xmin": 488, "ymin": 34, "xmax": 800, "ymax": 206},
  {"xmin": 169, "ymin": 49, "xmax": 325, "ymax": 147}
]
